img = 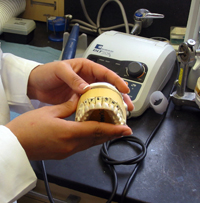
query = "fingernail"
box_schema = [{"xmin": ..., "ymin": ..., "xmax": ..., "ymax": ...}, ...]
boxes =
[
  {"xmin": 122, "ymin": 129, "xmax": 133, "ymax": 136},
  {"xmin": 78, "ymin": 83, "xmax": 89, "ymax": 91},
  {"xmin": 83, "ymin": 84, "xmax": 91, "ymax": 90}
]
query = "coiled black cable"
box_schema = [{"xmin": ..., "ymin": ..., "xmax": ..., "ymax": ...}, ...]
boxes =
[
  {"xmin": 100, "ymin": 60, "xmax": 179, "ymax": 203},
  {"xmin": 120, "ymin": 101, "xmax": 171, "ymax": 203},
  {"xmin": 100, "ymin": 136, "xmax": 147, "ymax": 203},
  {"xmin": 100, "ymin": 136, "xmax": 147, "ymax": 202},
  {"xmin": 100, "ymin": 101, "xmax": 173, "ymax": 203}
]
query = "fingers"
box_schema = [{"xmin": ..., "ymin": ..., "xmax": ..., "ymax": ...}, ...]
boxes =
[
  {"xmin": 60, "ymin": 59, "xmax": 130, "ymax": 94},
  {"xmin": 123, "ymin": 94, "xmax": 134, "ymax": 111},
  {"xmin": 67, "ymin": 121, "xmax": 133, "ymax": 152},
  {"xmin": 83, "ymin": 60, "xmax": 129, "ymax": 93}
]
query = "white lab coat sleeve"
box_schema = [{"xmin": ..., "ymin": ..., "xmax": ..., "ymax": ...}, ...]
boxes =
[
  {"xmin": 1, "ymin": 53, "xmax": 42, "ymax": 113},
  {"xmin": 0, "ymin": 125, "xmax": 37, "ymax": 203},
  {"xmin": 0, "ymin": 53, "xmax": 42, "ymax": 202}
]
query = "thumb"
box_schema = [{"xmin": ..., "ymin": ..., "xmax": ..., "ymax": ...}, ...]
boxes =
[{"xmin": 54, "ymin": 94, "xmax": 79, "ymax": 118}]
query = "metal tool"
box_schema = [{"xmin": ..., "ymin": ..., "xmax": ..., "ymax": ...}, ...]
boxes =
[
  {"xmin": 131, "ymin": 9, "xmax": 164, "ymax": 35},
  {"xmin": 171, "ymin": 39, "xmax": 200, "ymax": 109}
]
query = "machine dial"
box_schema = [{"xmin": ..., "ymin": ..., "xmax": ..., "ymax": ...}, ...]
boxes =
[{"xmin": 127, "ymin": 62, "xmax": 145, "ymax": 77}]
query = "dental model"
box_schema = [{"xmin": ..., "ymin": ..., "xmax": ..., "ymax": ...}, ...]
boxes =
[{"xmin": 75, "ymin": 82, "xmax": 127, "ymax": 125}]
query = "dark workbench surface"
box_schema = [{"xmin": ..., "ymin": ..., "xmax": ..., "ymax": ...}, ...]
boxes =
[
  {"xmin": 6, "ymin": 21, "xmax": 199, "ymax": 203},
  {"xmin": 31, "ymin": 101, "xmax": 200, "ymax": 202}
]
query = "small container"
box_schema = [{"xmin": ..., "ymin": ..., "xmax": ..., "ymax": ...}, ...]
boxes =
[
  {"xmin": 3, "ymin": 17, "xmax": 36, "ymax": 44},
  {"xmin": 149, "ymin": 91, "xmax": 168, "ymax": 114},
  {"xmin": 47, "ymin": 16, "xmax": 67, "ymax": 42}
]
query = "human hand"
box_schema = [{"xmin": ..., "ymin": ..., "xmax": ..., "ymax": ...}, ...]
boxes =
[
  {"xmin": 27, "ymin": 58, "xmax": 134, "ymax": 111},
  {"xmin": 6, "ymin": 94, "xmax": 132, "ymax": 160}
]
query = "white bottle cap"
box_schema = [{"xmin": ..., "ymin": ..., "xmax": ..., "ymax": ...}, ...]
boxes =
[{"xmin": 149, "ymin": 91, "xmax": 168, "ymax": 114}]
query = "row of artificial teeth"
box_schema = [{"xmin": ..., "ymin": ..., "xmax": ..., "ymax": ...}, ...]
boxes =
[{"xmin": 75, "ymin": 97, "xmax": 126, "ymax": 125}]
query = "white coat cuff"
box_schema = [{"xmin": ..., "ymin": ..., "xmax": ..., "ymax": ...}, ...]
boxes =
[
  {"xmin": 0, "ymin": 125, "xmax": 37, "ymax": 203},
  {"xmin": 2, "ymin": 53, "xmax": 41, "ymax": 113}
]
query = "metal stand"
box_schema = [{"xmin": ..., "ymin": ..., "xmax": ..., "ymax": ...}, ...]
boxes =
[{"xmin": 171, "ymin": 39, "xmax": 200, "ymax": 109}]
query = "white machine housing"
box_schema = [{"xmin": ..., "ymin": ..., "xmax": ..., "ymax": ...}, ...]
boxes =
[{"xmin": 83, "ymin": 31, "xmax": 176, "ymax": 117}]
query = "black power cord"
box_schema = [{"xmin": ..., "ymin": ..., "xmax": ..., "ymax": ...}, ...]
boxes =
[
  {"xmin": 100, "ymin": 99, "xmax": 173, "ymax": 203},
  {"xmin": 100, "ymin": 60, "xmax": 179, "ymax": 203},
  {"xmin": 40, "ymin": 160, "xmax": 55, "ymax": 203},
  {"xmin": 121, "ymin": 101, "xmax": 171, "ymax": 203},
  {"xmin": 100, "ymin": 136, "xmax": 147, "ymax": 203}
]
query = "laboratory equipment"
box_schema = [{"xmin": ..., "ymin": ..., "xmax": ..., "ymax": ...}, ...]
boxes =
[
  {"xmin": 3, "ymin": 17, "xmax": 36, "ymax": 44},
  {"xmin": 149, "ymin": 91, "xmax": 169, "ymax": 114},
  {"xmin": 47, "ymin": 16, "xmax": 69, "ymax": 42},
  {"xmin": 131, "ymin": 9, "xmax": 164, "ymax": 35},
  {"xmin": 83, "ymin": 31, "xmax": 176, "ymax": 117},
  {"xmin": 171, "ymin": 39, "xmax": 200, "ymax": 109},
  {"xmin": 0, "ymin": 0, "xmax": 26, "ymax": 35},
  {"xmin": 61, "ymin": 24, "xmax": 79, "ymax": 60},
  {"xmin": 185, "ymin": 0, "xmax": 200, "ymax": 90}
]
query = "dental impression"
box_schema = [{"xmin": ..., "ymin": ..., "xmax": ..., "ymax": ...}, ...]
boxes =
[{"xmin": 75, "ymin": 82, "xmax": 127, "ymax": 125}]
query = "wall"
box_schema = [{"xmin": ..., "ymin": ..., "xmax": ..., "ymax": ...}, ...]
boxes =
[{"xmin": 64, "ymin": 0, "xmax": 191, "ymax": 39}]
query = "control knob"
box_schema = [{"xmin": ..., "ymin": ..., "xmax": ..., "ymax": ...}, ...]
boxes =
[{"xmin": 127, "ymin": 62, "xmax": 145, "ymax": 77}]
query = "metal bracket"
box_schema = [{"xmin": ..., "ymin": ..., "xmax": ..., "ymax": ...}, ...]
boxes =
[{"xmin": 31, "ymin": 0, "xmax": 57, "ymax": 10}]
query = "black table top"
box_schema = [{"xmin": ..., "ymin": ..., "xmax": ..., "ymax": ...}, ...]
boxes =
[
  {"xmin": 5, "ymin": 21, "xmax": 198, "ymax": 203},
  {"xmin": 30, "ymin": 52, "xmax": 200, "ymax": 203},
  {"xmin": 31, "ymin": 97, "xmax": 200, "ymax": 203}
]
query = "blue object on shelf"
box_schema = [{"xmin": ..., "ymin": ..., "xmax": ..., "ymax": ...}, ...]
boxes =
[
  {"xmin": 62, "ymin": 24, "xmax": 79, "ymax": 60},
  {"xmin": 48, "ymin": 16, "xmax": 68, "ymax": 42}
]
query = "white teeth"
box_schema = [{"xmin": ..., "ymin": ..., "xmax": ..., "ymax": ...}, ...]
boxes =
[
  {"xmin": 95, "ymin": 97, "xmax": 102, "ymax": 108},
  {"xmin": 84, "ymin": 105, "xmax": 89, "ymax": 112},
  {"xmin": 75, "ymin": 96, "xmax": 126, "ymax": 125},
  {"xmin": 114, "ymin": 107, "xmax": 118, "ymax": 115},
  {"xmin": 117, "ymin": 112, "xmax": 121, "ymax": 119},
  {"xmin": 96, "ymin": 103, "xmax": 101, "ymax": 108},
  {"xmin": 102, "ymin": 102, "xmax": 109, "ymax": 108},
  {"xmin": 89, "ymin": 103, "xmax": 95, "ymax": 109},
  {"xmin": 89, "ymin": 98, "xmax": 95, "ymax": 109},
  {"xmin": 109, "ymin": 104, "xmax": 114, "ymax": 111}
]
